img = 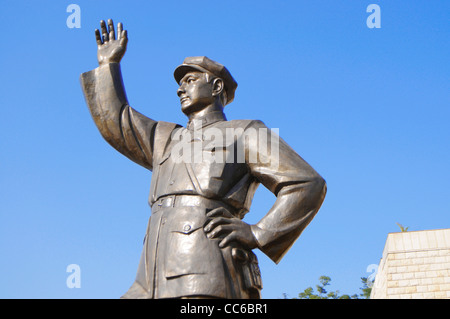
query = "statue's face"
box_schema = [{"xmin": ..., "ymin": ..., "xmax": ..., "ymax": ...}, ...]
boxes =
[{"xmin": 177, "ymin": 71, "xmax": 215, "ymax": 115}]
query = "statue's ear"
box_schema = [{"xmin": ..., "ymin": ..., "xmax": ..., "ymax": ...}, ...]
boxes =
[{"xmin": 212, "ymin": 78, "xmax": 224, "ymax": 97}]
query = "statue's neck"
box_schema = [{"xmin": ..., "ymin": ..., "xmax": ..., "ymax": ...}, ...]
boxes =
[{"xmin": 187, "ymin": 103, "xmax": 224, "ymax": 122}]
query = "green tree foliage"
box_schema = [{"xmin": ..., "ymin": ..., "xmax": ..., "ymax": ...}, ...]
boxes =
[
  {"xmin": 359, "ymin": 277, "xmax": 373, "ymax": 299},
  {"xmin": 396, "ymin": 223, "xmax": 409, "ymax": 232},
  {"xmin": 289, "ymin": 276, "xmax": 373, "ymax": 299}
]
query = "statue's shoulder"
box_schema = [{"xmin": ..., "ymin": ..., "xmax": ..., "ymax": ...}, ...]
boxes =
[
  {"xmin": 157, "ymin": 120, "xmax": 182, "ymax": 131},
  {"xmin": 155, "ymin": 120, "xmax": 182, "ymax": 141},
  {"xmin": 218, "ymin": 119, "xmax": 268, "ymax": 130}
]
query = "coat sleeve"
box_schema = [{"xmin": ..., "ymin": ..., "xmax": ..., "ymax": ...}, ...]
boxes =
[
  {"xmin": 80, "ymin": 63, "xmax": 177, "ymax": 170},
  {"xmin": 246, "ymin": 120, "xmax": 327, "ymax": 264}
]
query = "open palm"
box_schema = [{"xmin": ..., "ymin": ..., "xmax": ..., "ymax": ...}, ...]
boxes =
[{"xmin": 96, "ymin": 19, "xmax": 128, "ymax": 65}]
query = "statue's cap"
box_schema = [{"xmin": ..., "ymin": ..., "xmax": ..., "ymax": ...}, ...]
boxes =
[{"xmin": 174, "ymin": 56, "xmax": 237, "ymax": 105}]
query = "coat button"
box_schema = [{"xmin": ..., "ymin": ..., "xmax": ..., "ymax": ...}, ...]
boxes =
[{"xmin": 183, "ymin": 224, "xmax": 191, "ymax": 232}]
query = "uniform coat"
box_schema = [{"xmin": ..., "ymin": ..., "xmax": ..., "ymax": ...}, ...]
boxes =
[{"xmin": 80, "ymin": 63, "xmax": 326, "ymax": 298}]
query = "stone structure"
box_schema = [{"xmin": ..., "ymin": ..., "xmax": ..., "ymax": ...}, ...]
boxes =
[{"xmin": 371, "ymin": 229, "xmax": 450, "ymax": 299}]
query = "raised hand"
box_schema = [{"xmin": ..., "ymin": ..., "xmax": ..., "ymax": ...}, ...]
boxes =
[{"xmin": 95, "ymin": 19, "xmax": 128, "ymax": 66}]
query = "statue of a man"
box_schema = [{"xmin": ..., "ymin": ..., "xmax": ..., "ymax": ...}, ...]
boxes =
[{"xmin": 80, "ymin": 19, "xmax": 326, "ymax": 299}]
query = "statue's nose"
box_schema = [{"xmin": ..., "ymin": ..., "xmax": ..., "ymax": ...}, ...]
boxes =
[{"xmin": 177, "ymin": 86, "xmax": 185, "ymax": 97}]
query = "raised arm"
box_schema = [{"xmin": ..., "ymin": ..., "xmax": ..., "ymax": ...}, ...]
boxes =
[{"xmin": 80, "ymin": 20, "xmax": 165, "ymax": 171}]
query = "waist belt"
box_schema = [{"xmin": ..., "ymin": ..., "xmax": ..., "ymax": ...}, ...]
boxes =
[{"xmin": 151, "ymin": 194, "xmax": 234, "ymax": 213}]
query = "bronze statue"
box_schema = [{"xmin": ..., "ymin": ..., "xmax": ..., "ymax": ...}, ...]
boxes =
[{"xmin": 80, "ymin": 19, "xmax": 326, "ymax": 299}]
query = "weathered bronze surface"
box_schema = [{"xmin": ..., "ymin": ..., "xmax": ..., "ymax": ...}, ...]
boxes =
[{"xmin": 80, "ymin": 19, "xmax": 326, "ymax": 299}]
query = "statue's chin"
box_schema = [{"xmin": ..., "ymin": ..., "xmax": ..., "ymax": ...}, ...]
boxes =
[{"xmin": 181, "ymin": 102, "xmax": 203, "ymax": 117}]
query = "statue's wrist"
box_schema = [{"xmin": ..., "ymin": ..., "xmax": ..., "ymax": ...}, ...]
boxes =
[
  {"xmin": 250, "ymin": 225, "xmax": 263, "ymax": 250},
  {"xmin": 99, "ymin": 60, "xmax": 119, "ymax": 67}
]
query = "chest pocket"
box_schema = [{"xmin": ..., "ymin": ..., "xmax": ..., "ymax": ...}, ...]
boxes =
[{"xmin": 189, "ymin": 140, "xmax": 237, "ymax": 197}]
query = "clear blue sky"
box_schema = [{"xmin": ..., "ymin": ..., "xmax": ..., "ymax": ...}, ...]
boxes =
[{"xmin": 0, "ymin": 1, "xmax": 448, "ymax": 299}]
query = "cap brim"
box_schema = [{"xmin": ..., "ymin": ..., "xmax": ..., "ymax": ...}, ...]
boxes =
[{"xmin": 173, "ymin": 64, "xmax": 210, "ymax": 84}]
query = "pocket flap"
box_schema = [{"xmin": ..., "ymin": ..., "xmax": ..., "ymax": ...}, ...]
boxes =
[
  {"xmin": 172, "ymin": 222, "xmax": 202, "ymax": 234},
  {"xmin": 169, "ymin": 208, "xmax": 206, "ymax": 234}
]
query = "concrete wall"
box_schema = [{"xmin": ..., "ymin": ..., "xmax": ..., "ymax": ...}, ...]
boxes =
[{"xmin": 370, "ymin": 229, "xmax": 450, "ymax": 299}]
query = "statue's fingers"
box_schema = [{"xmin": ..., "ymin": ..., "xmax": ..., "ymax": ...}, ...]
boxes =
[
  {"xmin": 204, "ymin": 217, "xmax": 232, "ymax": 233},
  {"xmin": 108, "ymin": 19, "xmax": 115, "ymax": 40},
  {"xmin": 219, "ymin": 232, "xmax": 238, "ymax": 248},
  {"xmin": 207, "ymin": 224, "xmax": 232, "ymax": 239},
  {"xmin": 206, "ymin": 207, "xmax": 233, "ymax": 218},
  {"xmin": 117, "ymin": 22, "xmax": 123, "ymax": 39},
  {"xmin": 100, "ymin": 20, "xmax": 109, "ymax": 42},
  {"xmin": 119, "ymin": 30, "xmax": 128, "ymax": 47},
  {"xmin": 95, "ymin": 29, "xmax": 102, "ymax": 45},
  {"xmin": 100, "ymin": 20, "xmax": 108, "ymax": 36}
]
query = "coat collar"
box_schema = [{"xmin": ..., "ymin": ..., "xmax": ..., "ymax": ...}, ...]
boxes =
[{"xmin": 187, "ymin": 111, "xmax": 227, "ymax": 130}]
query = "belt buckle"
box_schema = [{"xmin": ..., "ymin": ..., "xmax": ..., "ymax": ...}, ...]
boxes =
[
  {"xmin": 167, "ymin": 195, "xmax": 175, "ymax": 207},
  {"xmin": 158, "ymin": 195, "xmax": 175, "ymax": 208}
]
